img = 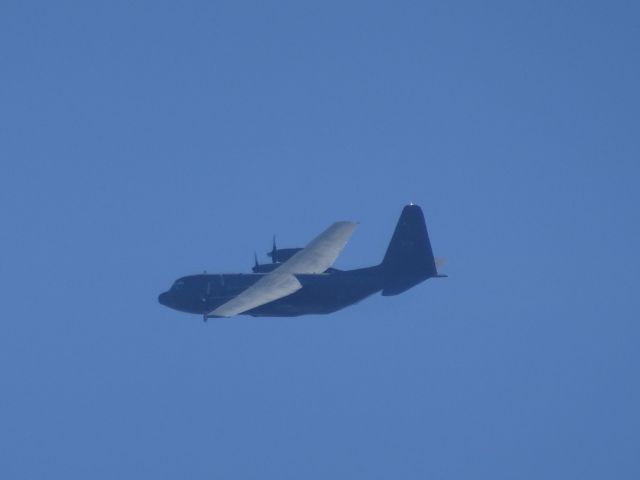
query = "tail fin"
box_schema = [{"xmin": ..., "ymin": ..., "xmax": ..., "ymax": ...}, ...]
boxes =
[{"xmin": 381, "ymin": 204, "xmax": 440, "ymax": 296}]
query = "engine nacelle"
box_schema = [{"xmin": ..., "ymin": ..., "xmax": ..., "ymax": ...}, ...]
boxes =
[
  {"xmin": 252, "ymin": 263, "xmax": 280, "ymax": 273},
  {"xmin": 267, "ymin": 247, "xmax": 303, "ymax": 263}
]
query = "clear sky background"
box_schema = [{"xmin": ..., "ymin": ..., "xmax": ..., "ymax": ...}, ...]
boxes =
[{"xmin": 1, "ymin": 1, "xmax": 639, "ymax": 478}]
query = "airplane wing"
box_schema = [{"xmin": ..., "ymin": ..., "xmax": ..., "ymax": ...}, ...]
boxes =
[
  {"xmin": 207, "ymin": 221, "xmax": 357, "ymax": 317},
  {"xmin": 207, "ymin": 272, "xmax": 303, "ymax": 318},
  {"xmin": 275, "ymin": 221, "xmax": 358, "ymax": 275}
]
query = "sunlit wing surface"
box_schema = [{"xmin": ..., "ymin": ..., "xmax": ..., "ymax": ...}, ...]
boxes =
[
  {"xmin": 275, "ymin": 221, "xmax": 357, "ymax": 274},
  {"xmin": 208, "ymin": 221, "xmax": 357, "ymax": 317},
  {"xmin": 209, "ymin": 273, "xmax": 302, "ymax": 318}
]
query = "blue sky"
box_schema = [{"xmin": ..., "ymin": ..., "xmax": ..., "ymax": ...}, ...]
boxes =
[{"xmin": 1, "ymin": 1, "xmax": 639, "ymax": 478}]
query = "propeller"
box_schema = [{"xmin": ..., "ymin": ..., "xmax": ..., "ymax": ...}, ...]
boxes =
[
  {"xmin": 254, "ymin": 252, "xmax": 259, "ymax": 269},
  {"xmin": 269, "ymin": 235, "xmax": 278, "ymax": 263}
]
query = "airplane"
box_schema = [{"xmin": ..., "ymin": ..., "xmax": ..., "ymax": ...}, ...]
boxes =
[{"xmin": 158, "ymin": 204, "xmax": 446, "ymax": 320}]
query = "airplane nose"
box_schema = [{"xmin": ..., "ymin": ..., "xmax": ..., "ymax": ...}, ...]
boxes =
[{"xmin": 158, "ymin": 291, "xmax": 170, "ymax": 305}]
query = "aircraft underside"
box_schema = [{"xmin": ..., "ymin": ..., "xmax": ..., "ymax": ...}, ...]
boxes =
[
  {"xmin": 245, "ymin": 271, "xmax": 383, "ymax": 316},
  {"xmin": 174, "ymin": 268, "xmax": 384, "ymax": 318}
]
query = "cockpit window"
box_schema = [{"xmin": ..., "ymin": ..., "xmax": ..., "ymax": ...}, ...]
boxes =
[{"xmin": 172, "ymin": 279, "xmax": 185, "ymax": 289}]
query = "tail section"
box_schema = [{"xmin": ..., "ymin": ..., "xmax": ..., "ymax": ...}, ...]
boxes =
[{"xmin": 381, "ymin": 204, "xmax": 442, "ymax": 296}]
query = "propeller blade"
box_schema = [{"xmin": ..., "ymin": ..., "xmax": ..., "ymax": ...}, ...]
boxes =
[{"xmin": 269, "ymin": 235, "xmax": 277, "ymax": 263}]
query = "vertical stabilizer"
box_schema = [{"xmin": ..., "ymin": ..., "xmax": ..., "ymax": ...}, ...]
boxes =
[{"xmin": 381, "ymin": 204, "xmax": 439, "ymax": 295}]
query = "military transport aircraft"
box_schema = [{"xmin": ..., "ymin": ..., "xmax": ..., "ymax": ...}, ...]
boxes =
[{"xmin": 158, "ymin": 204, "xmax": 446, "ymax": 320}]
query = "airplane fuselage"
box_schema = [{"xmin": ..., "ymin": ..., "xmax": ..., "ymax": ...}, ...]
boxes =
[{"xmin": 159, "ymin": 266, "xmax": 386, "ymax": 317}]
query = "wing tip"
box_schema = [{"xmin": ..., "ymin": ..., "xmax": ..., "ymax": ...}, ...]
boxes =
[{"xmin": 335, "ymin": 220, "xmax": 358, "ymax": 229}]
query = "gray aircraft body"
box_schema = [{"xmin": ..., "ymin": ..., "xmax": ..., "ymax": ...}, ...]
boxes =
[{"xmin": 158, "ymin": 204, "xmax": 446, "ymax": 320}]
